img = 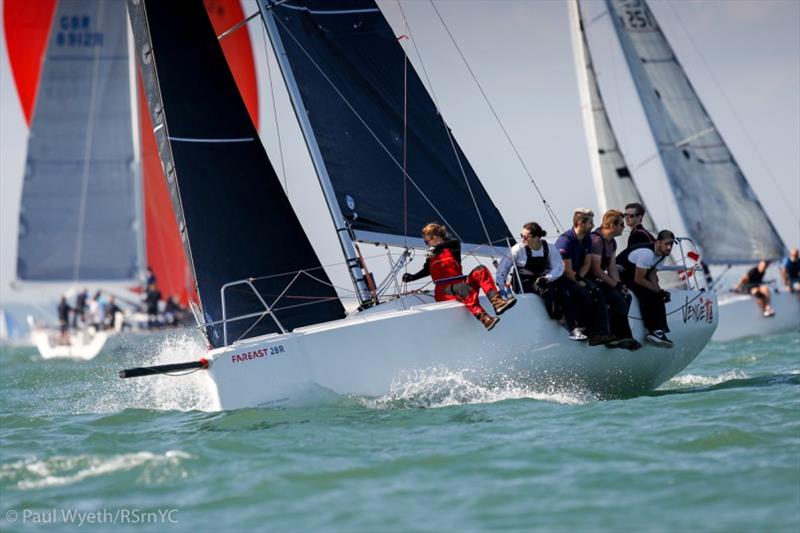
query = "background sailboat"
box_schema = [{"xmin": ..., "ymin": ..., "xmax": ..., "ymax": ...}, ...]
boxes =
[
  {"xmin": 0, "ymin": 0, "xmax": 261, "ymax": 353},
  {"xmin": 598, "ymin": 0, "xmax": 798, "ymax": 340}
]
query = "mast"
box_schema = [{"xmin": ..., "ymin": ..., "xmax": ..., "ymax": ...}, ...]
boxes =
[
  {"xmin": 568, "ymin": 0, "xmax": 656, "ymax": 233},
  {"xmin": 127, "ymin": 9, "xmax": 147, "ymax": 283},
  {"xmin": 257, "ymin": 0, "xmax": 372, "ymax": 305}
]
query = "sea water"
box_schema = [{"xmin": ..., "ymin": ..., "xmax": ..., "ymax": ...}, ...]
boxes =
[{"xmin": 1, "ymin": 330, "xmax": 798, "ymax": 531}]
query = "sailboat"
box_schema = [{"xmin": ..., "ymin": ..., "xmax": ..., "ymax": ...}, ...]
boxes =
[
  {"xmin": 576, "ymin": 0, "xmax": 798, "ymax": 342},
  {"xmin": 1, "ymin": 0, "xmax": 259, "ymax": 357},
  {"xmin": 121, "ymin": 0, "xmax": 716, "ymax": 410}
]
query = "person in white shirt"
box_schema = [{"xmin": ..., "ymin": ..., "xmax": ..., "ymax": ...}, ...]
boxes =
[
  {"xmin": 495, "ymin": 222, "xmax": 586, "ymax": 341},
  {"xmin": 617, "ymin": 230, "xmax": 675, "ymax": 347}
]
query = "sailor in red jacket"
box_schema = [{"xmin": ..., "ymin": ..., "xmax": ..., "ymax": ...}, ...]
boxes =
[{"xmin": 402, "ymin": 223, "xmax": 516, "ymax": 330}]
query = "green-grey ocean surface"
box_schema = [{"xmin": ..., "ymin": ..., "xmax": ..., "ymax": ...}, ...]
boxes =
[{"xmin": 1, "ymin": 331, "xmax": 798, "ymax": 532}]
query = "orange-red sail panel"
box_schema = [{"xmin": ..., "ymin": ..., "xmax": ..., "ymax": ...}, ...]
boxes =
[
  {"xmin": 205, "ymin": 0, "xmax": 259, "ymax": 128},
  {"xmin": 3, "ymin": 0, "xmax": 57, "ymax": 125}
]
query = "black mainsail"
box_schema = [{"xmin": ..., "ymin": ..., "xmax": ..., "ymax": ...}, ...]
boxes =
[
  {"xmin": 128, "ymin": 0, "xmax": 345, "ymax": 348},
  {"xmin": 257, "ymin": 0, "xmax": 512, "ymax": 253}
]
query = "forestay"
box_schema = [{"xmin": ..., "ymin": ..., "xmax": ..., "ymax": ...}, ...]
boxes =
[
  {"xmin": 605, "ymin": 0, "xmax": 785, "ymax": 264},
  {"xmin": 16, "ymin": 0, "xmax": 142, "ymax": 282},
  {"xmin": 569, "ymin": 0, "xmax": 656, "ymax": 233},
  {"xmin": 257, "ymin": 0, "xmax": 512, "ymax": 251},
  {"xmin": 128, "ymin": 0, "xmax": 345, "ymax": 348}
]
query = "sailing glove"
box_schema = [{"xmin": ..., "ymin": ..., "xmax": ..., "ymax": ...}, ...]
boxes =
[{"xmin": 658, "ymin": 289, "xmax": 671, "ymax": 303}]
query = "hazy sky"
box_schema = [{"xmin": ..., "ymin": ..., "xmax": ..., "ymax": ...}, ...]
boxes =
[{"xmin": 1, "ymin": 0, "xmax": 798, "ymax": 304}]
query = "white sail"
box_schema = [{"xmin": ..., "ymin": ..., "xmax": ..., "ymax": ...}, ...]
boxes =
[
  {"xmin": 569, "ymin": 0, "xmax": 656, "ymax": 233},
  {"xmin": 605, "ymin": 0, "xmax": 785, "ymax": 264},
  {"xmin": 15, "ymin": 0, "xmax": 144, "ymax": 285}
]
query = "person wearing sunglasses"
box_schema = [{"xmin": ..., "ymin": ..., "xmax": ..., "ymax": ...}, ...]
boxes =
[
  {"xmin": 495, "ymin": 222, "xmax": 585, "ymax": 341},
  {"xmin": 402, "ymin": 223, "xmax": 516, "ymax": 331},
  {"xmin": 617, "ymin": 230, "xmax": 676, "ymax": 347},
  {"xmin": 587, "ymin": 210, "xmax": 641, "ymax": 350},
  {"xmin": 624, "ymin": 203, "xmax": 656, "ymax": 248}
]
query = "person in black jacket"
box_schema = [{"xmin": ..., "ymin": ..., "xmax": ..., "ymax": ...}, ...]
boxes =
[
  {"xmin": 624, "ymin": 203, "xmax": 655, "ymax": 247},
  {"xmin": 734, "ymin": 260, "xmax": 775, "ymax": 317},
  {"xmin": 57, "ymin": 296, "xmax": 72, "ymax": 339}
]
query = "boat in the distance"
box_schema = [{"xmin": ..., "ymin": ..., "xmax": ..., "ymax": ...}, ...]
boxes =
[
  {"xmin": 120, "ymin": 0, "xmax": 716, "ymax": 410},
  {"xmin": 2, "ymin": 0, "xmax": 259, "ymax": 358},
  {"xmin": 576, "ymin": 0, "xmax": 798, "ymax": 341}
]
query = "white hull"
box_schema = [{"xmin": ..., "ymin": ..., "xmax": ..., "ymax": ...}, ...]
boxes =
[
  {"xmin": 206, "ymin": 290, "xmax": 717, "ymax": 409},
  {"xmin": 31, "ymin": 328, "xmax": 113, "ymax": 360},
  {"xmin": 713, "ymin": 292, "xmax": 800, "ymax": 342}
]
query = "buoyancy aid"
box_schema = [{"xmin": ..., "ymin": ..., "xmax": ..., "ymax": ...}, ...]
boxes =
[
  {"xmin": 590, "ymin": 230, "xmax": 614, "ymax": 271},
  {"xmin": 617, "ymin": 242, "xmax": 665, "ymax": 285},
  {"xmin": 406, "ymin": 240, "xmax": 465, "ymax": 285},
  {"xmin": 513, "ymin": 242, "xmax": 549, "ymax": 293},
  {"xmin": 429, "ymin": 246, "xmax": 465, "ymax": 284}
]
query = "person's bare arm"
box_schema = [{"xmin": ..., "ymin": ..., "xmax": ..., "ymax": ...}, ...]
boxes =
[
  {"xmin": 608, "ymin": 256, "xmax": 621, "ymax": 284},
  {"xmin": 562, "ymin": 259, "xmax": 577, "ymax": 282},
  {"xmin": 634, "ymin": 267, "xmax": 660, "ymax": 292},
  {"xmin": 578, "ymin": 254, "xmax": 592, "ymax": 279},
  {"xmin": 590, "ymin": 254, "xmax": 617, "ymax": 286}
]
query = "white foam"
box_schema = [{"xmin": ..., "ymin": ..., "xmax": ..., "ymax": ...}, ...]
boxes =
[
  {"xmin": 668, "ymin": 370, "xmax": 748, "ymax": 387},
  {"xmin": 3, "ymin": 450, "xmax": 191, "ymax": 490},
  {"xmin": 124, "ymin": 332, "xmax": 220, "ymax": 412},
  {"xmin": 80, "ymin": 331, "xmax": 220, "ymax": 413},
  {"xmin": 361, "ymin": 367, "xmax": 594, "ymax": 409}
]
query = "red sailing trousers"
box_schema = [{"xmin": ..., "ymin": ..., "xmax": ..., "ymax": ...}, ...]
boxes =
[{"xmin": 435, "ymin": 265, "xmax": 497, "ymax": 317}]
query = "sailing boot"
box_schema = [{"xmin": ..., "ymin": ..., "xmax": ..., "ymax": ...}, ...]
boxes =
[
  {"xmin": 488, "ymin": 290, "xmax": 517, "ymax": 315},
  {"xmin": 477, "ymin": 312, "xmax": 500, "ymax": 331}
]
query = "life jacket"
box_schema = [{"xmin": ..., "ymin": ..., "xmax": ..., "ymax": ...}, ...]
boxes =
[
  {"xmin": 745, "ymin": 267, "xmax": 765, "ymax": 286},
  {"xmin": 617, "ymin": 242, "xmax": 665, "ymax": 285},
  {"xmin": 513, "ymin": 242, "xmax": 549, "ymax": 293},
  {"xmin": 628, "ymin": 224, "xmax": 656, "ymax": 247},
  {"xmin": 429, "ymin": 245, "xmax": 464, "ymax": 285},
  {"xmin": 589, "ymin": 230, "xmax": 615, "ymax": 271}
]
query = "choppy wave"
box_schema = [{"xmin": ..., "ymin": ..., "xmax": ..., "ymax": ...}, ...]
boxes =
[
  {"xmin": 667, "ymin": 370, "xmax": 749, "ymax": 387},
  {"xmin": 360, "ymin": 367, "xmax": 596, "ymax": 409},
  {"xmin": 1, "ymin": 451, "xmax": 190, "ymax": 490}
]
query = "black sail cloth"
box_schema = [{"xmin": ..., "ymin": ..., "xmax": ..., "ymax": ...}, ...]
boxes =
[
  {"xmin": 128, "ymin": 0, "xmax": 345, "ymax": 348},
  {"xmin": 261, "ymin": 0, "xmax": 512, "ymax": 249}
]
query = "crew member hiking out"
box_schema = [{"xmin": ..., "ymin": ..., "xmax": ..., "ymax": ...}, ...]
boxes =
[
  {"xmin": 402, "ymin": 223, "xmax": 516, "ymax": 331},
  {"xmin": 624, "ymin": 202, "xmax": 655, "ymax": 247},
  {"xmin": 555, "ymin": 208, "xmax": 615, "ymax": 345},
  {"xmin": 617, "ymin": 229, "xmax": 676, "ymax": 347},
  {"xmin": 782, "ymin": 248, "xmax": 800, "ymax": 296},
  {"xmin": 587, "ymin": 210, "xmax": 641, "ymax": 350},
  {"xmin": 734, "ymin": 260, "xmax": 776, "ymax": 317},
  {"xmin": 495, "ymin": 222, "xmax": 585, "ymax": 341}
]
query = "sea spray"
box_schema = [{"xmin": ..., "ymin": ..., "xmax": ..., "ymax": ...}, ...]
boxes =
[
  {"xmin": 361, "ymin": 367, "xmax": 596, "ymax": 409},
  {"xmin": 76, "ymin": 331, "xmax": 218, "ymax": 413}
]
